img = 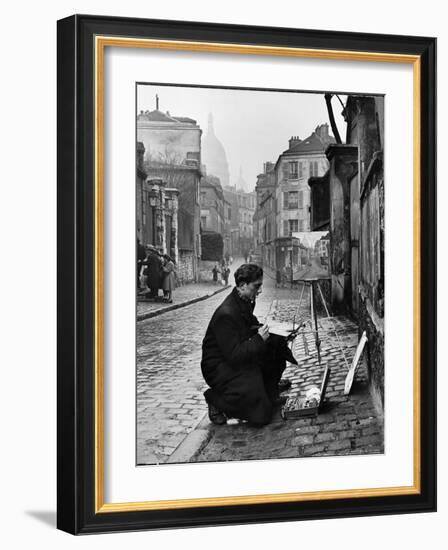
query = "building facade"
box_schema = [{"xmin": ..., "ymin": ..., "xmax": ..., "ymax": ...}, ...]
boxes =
[
  {"xmin": 237, "ymin": 189, "xmax": 256, "ymax": 255},
  {"xmin": 200, "ymin": 174, "xmax": 232, "ymax": 256},
  {"xmin": 223, "ymin": 185, "xmax": 256, "ymax": 258},
  {"xmin": 200, "ymin": 175, "xmax": 226, "ymax": 233},
  {"xmin": 253, "ymin": 161, "xmax": 277, "ymax": 269},
  {"xmin": 136, "ymin": 143, "xmax": 180, "ymax": 262},
  {"xmin": 275, "ymin": 124, "xmax": 334, "ymax": 238},
  {"xmin": 345, "ymin": 95, "xmax": 384, "ymax": 410},
  {"xmin": 137, "ymin": 107, "xmax": 202, "ymax": 282},
  {"xmin": 309, "ymin": 96, "xmax": 385, "ymax": 410}
]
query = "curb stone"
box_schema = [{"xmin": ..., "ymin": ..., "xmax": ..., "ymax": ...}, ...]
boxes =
[{"xmin": 137, "ymin": 285, "xmax": 230, "ymax": 322}]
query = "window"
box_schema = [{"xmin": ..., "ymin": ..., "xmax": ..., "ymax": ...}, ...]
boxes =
[
  {"xmin": 298, "ymin": 190, "xmax": 304, "ymax": 208},
  {"xmin": 283, "ymin": 192, "xmax": 298, "ymax": 209},
  {"xmin": 288, "ymin": 191, "xmax": 298, "ymax": 209},
  {"xmin": 298, "ymin": 219, "xmax": 304, "ymax": 232},
  {"xmin": 289, "ymin": 219, "xmax": 299, "ymax": 234},
  {"xmin": 289, "ymin": 161, "xmax": 298, "ymax": 177},
  {"xmin": 298, "ymin": 162, "xmax": 303, "ymax": 178},
  {"xmin": 201, "ymin": 216, "xmax": 207, "ymax": 228},
  {"xmin": 283, "ymin": 219, "xmax": 298, "ymax": 236},
  {"xmin": 310, "ymin": 161, "xmax": 319, "ymax": 177},
  {"xmin": 186, "ymin": 151, "xmax": 200, "ymax": 162}
]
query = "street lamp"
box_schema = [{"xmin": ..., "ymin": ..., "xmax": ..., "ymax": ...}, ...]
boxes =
[{"xmin": 148, "ymin": 189, "xmax": 158, "ymax": 207}]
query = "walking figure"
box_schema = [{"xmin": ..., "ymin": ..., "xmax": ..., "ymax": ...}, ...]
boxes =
[
  {"xmin": 162, "ymin": 254, "xmax": 175, "ymax": 303},
  {"xmin": 222, "ymin": 265, "xmax": 230, "ymax": 286}
]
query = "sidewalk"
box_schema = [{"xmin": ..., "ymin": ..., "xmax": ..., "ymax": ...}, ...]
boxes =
[
  {"xmin": 179, "ymin": 301, "xmax": 384, "ymax": 464},
  {"xmin": 137, "ymin": 282, "xmax": 229, "ymax": 321}
]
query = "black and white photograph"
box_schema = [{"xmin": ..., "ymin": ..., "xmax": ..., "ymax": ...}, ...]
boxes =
[{"xmin": 136, "ymin": 83, "xmax": 385, "ymax": 466}]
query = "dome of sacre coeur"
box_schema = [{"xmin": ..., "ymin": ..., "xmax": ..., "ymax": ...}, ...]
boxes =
[{"xmin": 202, "ymin": 113, "xmax": 230, "ymax": 188}]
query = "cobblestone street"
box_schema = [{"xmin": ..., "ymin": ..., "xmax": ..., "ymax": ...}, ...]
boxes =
[
  {"xmin": 192, "ymin": 315, "xmax": 383, "ymax": 463},
  {"xmin": 137, "ymin": 281, "xmax": 229, "ymax": 321},
  {"xmin": 137, "ymin": 267, "xmax": 383, "ymax": 465}
]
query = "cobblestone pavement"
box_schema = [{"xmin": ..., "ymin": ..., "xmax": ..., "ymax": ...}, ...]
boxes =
[
  {"xmin": 137, "ymin": 281, "xmax": 228, "ymax": 320},
  {"xmin": 192, "ymin": 310, "xmax": 384, "ymax": 463},
  {"xmin": 137, "ymin": 264, "xmax": 383, "ymax": 465},
  {"xmin": 136, "ymin": 269, "xmax": 308, "ymax": 464}
]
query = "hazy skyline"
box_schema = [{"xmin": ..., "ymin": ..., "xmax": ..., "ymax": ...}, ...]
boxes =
[{"xmin": 137, "ymin": 84, "xmax": 347, "ymax": 193}]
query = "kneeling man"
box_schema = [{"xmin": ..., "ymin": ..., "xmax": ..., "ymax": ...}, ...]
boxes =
[{"xmin": 201, "ymin": 264, "xmax": 295, "ymax": 427}]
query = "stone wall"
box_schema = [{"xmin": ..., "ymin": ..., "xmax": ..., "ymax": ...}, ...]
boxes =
[
  {"xmin": 326, "ymin": 145, "xmax": 358, "ymax": 315},
  {"xmin": 176, "ymin": 250, "xmax": 196, "ymax": 285},
  {"xmin": 358, "ymin": 289, "xmax": 384, "ymax": 411}
]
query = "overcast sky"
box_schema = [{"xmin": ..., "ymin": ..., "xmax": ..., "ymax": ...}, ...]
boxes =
[{"xmin": 137, "ymin": 84, "xmax": 347, "ymax": 192}]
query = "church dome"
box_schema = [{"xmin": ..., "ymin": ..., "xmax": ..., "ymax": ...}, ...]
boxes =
[{"xmin": 202, "ymin": 114, "xmax": 230, "ymax": 187}]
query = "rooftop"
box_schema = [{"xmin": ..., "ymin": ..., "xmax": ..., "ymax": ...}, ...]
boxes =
[
  {"xmin": 137, "ymin": 109, "xmax": 198, "ymax": 125},
  {"xmin": 284, "ymin": 132, "xmax": 335, "ymax": 155}
]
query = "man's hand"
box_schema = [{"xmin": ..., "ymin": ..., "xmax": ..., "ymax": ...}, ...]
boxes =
[{"xmin": 258, "ymin": 324, "xmax": 270, "ymax": 341}]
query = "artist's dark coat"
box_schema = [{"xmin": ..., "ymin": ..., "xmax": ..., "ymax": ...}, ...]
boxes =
[{"xmin": 201, "ymin": 288, "xmax": 286, "ymax": 426}]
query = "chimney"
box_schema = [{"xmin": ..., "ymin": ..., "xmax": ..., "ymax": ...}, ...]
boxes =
[
  {"xmin": 316, "ymin": 123, "xmax": 329, "ymax": 141},
  {"xmin": 264, "ymin": 161, "xmax": 274, "ymax": 173},
  {"xmin": 288, "ymin": 136, "xmax": 301, "ymax": 149}
]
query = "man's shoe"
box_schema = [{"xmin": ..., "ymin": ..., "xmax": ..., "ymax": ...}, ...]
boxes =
[
  {"xmin": 278, "ymin": 378, "xmax": 292, "ymax": 392},
  {"xmin": 208, "ymin": 403, "xmax": 227, "ymax": 425}
]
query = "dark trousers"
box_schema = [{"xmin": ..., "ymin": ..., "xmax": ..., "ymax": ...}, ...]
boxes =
[
  {"xmin": 261, "ymin": 334, "xmax": 288, "ymax": 398},
  {"xmin": 204, "ymin": 335, "xmax": 288, "ymax": 427}
]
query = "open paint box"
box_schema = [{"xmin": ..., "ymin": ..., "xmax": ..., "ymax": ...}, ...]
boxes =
[{"xmin": 281, "ymin": 364, "xmax": 331, "ymax": 419}]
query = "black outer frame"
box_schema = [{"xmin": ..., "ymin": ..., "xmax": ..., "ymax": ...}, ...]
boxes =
[{"xmin": 57, "ymin": 14, "xmax": 436, "ymax": 535}]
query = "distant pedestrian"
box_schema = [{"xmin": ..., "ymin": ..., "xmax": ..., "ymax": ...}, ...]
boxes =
[
  {"xmin": 137, "ymin": 239, "xmax": 146, "ymax": 290},
  {"xmin": 222, "ymin": 265, "xmax": 230, "ymax": 286},
  {"xmin": 162, "ymin": 254, "xmax": 175, "ymax": 303},
  {"xmin": 212, "ymin": 263, "xmax": 220, "ymax": 284},
  {"xmin": 139, "ymin": 247, "xmax": 150, "ymax": 293},
  {"xmin": 144, "ymin": 245, "xmax": 163, "ymax": 298},
  {"xmin": 276, "ymin": 269, "xmax": 281, "ymax": 287}
]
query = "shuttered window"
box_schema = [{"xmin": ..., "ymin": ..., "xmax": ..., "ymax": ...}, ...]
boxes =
[
  {"xmin": 288, "ymin": 191, "xmax": 298, "ymax": 209},
  {"xmin": 289, "ymin": 219, "xmax": 299, "ymax": 234}
]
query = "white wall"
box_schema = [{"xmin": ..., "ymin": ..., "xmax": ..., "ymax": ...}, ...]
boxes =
[{"xmin": 0, "ymin": 0, "xmax": 445, "ymax": 547}]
